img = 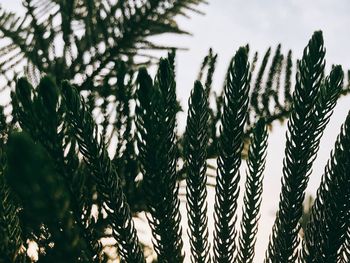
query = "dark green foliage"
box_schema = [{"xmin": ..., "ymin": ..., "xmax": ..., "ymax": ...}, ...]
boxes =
[
  {"xmin": 0, "ymin": 2, "xmax": 207, "ymax": 221},
  {"xmin": 62, "ymin": 81, "xmax": 145, "ymax": 263},
  {"xmin": 251, "ymin": 47, "xmax": 271, "ymax": 117},
  {"xmin": 237, "ymin": 119, "xmax": 268, "ymax": 263},
  {"xmin": 185, "ymin": 81, "xmax": 210, "ymax": 263},
  {"xmin": 198, "ymin": 50, "xmax": 219, "ymax": 158},
  {"xmin": 13, "ymin": 77, "xmax": 101, "ymax": 261},
  {"xmin": 1, "ymin": 1, "xmax": 350, "ymax": 263},
  {"xmin": 213, "ymin": 46, "xmax": 250, "ymax": 262},
  {"xmin": 198, "ymin": 48, "xmax": 218, "ymax": 94},
  {"xmin": 266, "ymin": 31, "xmax": 343, "ymax": 262},
  {"xmin": 205, "ymin": 44, "xmax": 296, "ymax": 159},
  {"xmin": 302, "ymin": 112, "xmax": 350, "ymax": 263},
  {"xmin": 0, "ymin": 29, "xmax": 350, "ymax": 263},
  {"xmin": 0, "ymin": 108, "xmax": 23, "ymax": 263},
  {"xmin": 136, "ymin": 59, "xmax": 184, "ymax": 262},
  {"xmin": 3, "ymin": 4, "xmax": 350, "ymax": 240},
  {"xmin": 0, "ymin": 0, "xmax": 206, "ymax": 91},
  {"xmin": 0, "ymin": 150, "xmax": 23, "ymax": 262},
  {"xmin": 6, "ymin": 132, "xmax": 87, "ymax": 262},
  {"xmin": 262, "ymin": 44, "xmax": 282, "ymax": 117},
  {"xmin": 339, "ymin": 228, "xmax": 350, "ymax": 262},
  {"xmin": 284, "ymin": 50, "xmax": 293, "ymax": 106}
]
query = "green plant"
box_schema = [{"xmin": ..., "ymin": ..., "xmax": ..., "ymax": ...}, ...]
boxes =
[
  {"xmin": 0, "ymin": 30, "xmax": 349, "ymax": 263},
  {"xmin": 0, "ymin": 0, "xmax": 206, "ymax": 88},
  {"xmin": 184, "ymin": 80, "xmax": 211, "ymax": 263},
  {"xmin": 3, "ymin": 1, "xmax": 350, "ymax": 225}
]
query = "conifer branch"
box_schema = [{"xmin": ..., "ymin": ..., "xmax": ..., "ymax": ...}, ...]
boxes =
[
  {"xmin": 14, "ymin": 77, "xmax": 101, "ymax": 261},
  {"xmin": 6, "ymin": 132, "xmax": 85, "ymax": 262},
  {"xmin": 213, "ymin": 46, "xmax": 250, "ymax": 262},
  {"xmin": 262, "ymin": 44, "xmax": 282, "ymax": 117},
  {"xmin": 0, "ymin": 169, "xmax": 23, "ymax": 262},
  {"xmin": 136, "ymin": 60, "xmax": 184, "ymax": 261},
  {"xmin": 197, "ymin": 48, "xmax": 218, "ymax": 95},
  {"xmin": 339, "ymin": 227, "xmax": 350, "ymax": 263},
  {"xmin": 0, "ymin": 25, "xmax": 349, "ymax": 262},
  {"xmin": 284, "ymin": 50, "xmax": 293, "ymax": 106},
  {"xmin": 251, "ymin": 47, "xmax": 271, "ymax": 116},
  {"xmin": 0, "ymin": 112, "xmax": 23, "ymax": 262},
  {"xmin": 302, "ymin": 111, "xmax": 350, "ymax": 263},
  {"xmin": 185, "ymin": 81, "xmax": 210, "ymax": 263},
  {"xmin": 265, "ymin": 31, "xmax": 344, "ymax": 262},
  {"xmin": 0, "ymin": 0, "xmax": 207, "ymax": 91},
  {"xmin": 237, "ymin": 119, "xmax": 268, "ymax": 263},
  {"xmin": 250, "ymin": 51, "xmax": 259, "ymax": 76},
  {"xmin": 62, "ymin": 81, "xmax": 145, "ymax": 263}
]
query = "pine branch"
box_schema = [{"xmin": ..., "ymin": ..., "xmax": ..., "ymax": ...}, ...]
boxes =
[
  {"xmin": 70, "ymin": 0, "xmax": 205, "ymax": 87},
  {"xmin": 185, "ymin": 81, "xmax": 210, "ymax": 263},
  {"xmin": 197, "ymin": 48, "xmax": 219, "ymax": 158},
  {"xmin": 14, "ymin": 77, "xmax": 101, "ymax": 261},
  {"xmin": 136, "ymin": 59, "xmax": 184, "ymax": 261},
  {"xmin": 61, "ymin": 81, "xmax": 145, "ymax": 263},
  {"xmin": 302, "ymin": 112, "xmax": 350, "ymax": 263},
  {"xmin": 265, "ymin": 31, "xmax": 344, "ymax": 262},
  {"xmin": 339, "ymin": 227, "xmax": 350, "ymax": 263},
  {"xmin": 0, "ymin": 110, "xmax": 23, "ymax": 262},
  {"xmin": 251, "ymin": 47, "xmax": 271, "ymax": 116},
  {"xmin": 284, "ymin": 50, "xmax": 293, "ymax": 106},
  {"xmin": 6, "ymin": 132, "xmax": 84, "ymax": 262},
  {"xmin": 197, "ymin": 48, "xmax": 217, "ymax": 95},
  {"xmin": 213, "ymin": 46, "xmax": 250, "ymax": 262},
  {"xmin": 23, "ymin": 0, "xmax": 51, "ymax": 64},
  {"xmin": 0, "ymin": 0, "xmax": 206, "ymax": 92},
  {"xmin": 237, "ymin": 119, "xmax": 268, "ymax": 263},
  {"xmin": 270, "ymin": 53, "xmax": 284, "ymax": 112},
  {"xmin": 262, "ymin": 44, "xmax": 282, "ymax": 117},
  {"xmin": 204, "ymin": 44, "xmax": 350, "ymax": 159},
  {"xmin": 0, "ymin": 168, "xmax": 23, "ymax": 262},
  {"xmin": 250, "ymin": 51, "xmax": 259, "ymax": 77}
]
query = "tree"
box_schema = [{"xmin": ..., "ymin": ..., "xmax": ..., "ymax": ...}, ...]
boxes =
[
  {"xmin": 0, "ymin": 0, "xmax": 206, "ymax": 89},
  {"xmin": 1, "ymin": 30, "xmax": 349, "ymax": 262},
  {"xmin": 0, "ymin": 0, "xmax": 208, "ymax": 220},
  {"xmin": 2, "ymin": 1, "xmax": 350, "ymax": 221}
]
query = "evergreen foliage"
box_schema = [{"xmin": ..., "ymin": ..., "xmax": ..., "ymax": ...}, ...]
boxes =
[
  {"xmin": 0, "ymin": 134, "xmax": 24, "ymax": 262},
  {"xmin": 237, "ymin": 119, "xmax": 268, "ymax": 263},
  {"xmin": 265, "ymin": 31, "xmax": 344, "ymax": 263},
  {"xmin": 2, "ymin": 2, "xmax": 350, "ymax": 225},
  {"xmin": 0, "ymin": 0, "xmax": 206, "ymax": 90},
  {"xmin": 136, "ymin": 59, "xmax": 183, "ymax": 262},
  {"xmin": 302, "ymin": 112, "xmax": 350, "ymax": 262},
  {"xmin": 14, "ymin": 76, "xmax": 103, "ymax": 261},
  {"xmin": 6, "ymin": 132, "xmax": 89, "ymax": 262},
  {"xmin": 184, "ymin": 81, "xmax": 210, "ymax": 263},
  {"xmin": 212, "ymin": 46, "xmax": 250, "ymax": 263},
  {"xmin": 0, "ymin": 1, "xmax": 211, "ymax": 218},
  {"xmin": 13, "ymin": 76, "xmax": 100, "ymax": 261},
  {"xmin": 0, "ymin": 24, "xmax": 349, "ymax": 263},
  {"xmin": 62, "ymin": 81, "xmax": 145, "ymax": 262}
]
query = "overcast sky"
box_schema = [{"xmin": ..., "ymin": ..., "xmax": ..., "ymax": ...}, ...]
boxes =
[{"xmin": 2, "ymin": 1, "xmax": 350, "ymax": 261}]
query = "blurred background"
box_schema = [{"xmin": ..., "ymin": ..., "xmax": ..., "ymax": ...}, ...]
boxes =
[{"xmin": 2, "ymin": 0, "xmax": 350, "ymax": 261}]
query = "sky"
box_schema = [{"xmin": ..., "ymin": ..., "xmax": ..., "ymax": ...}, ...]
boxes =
[{"xmin": 2, "ymin": 0, "xmax": 350, "ymax": 262}]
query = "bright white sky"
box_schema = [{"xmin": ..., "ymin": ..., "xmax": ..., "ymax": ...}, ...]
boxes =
[{"xmin": 2, "ymin": 1, "xmax": 350, "ymax": 262}]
